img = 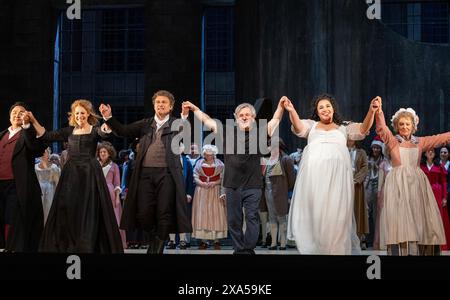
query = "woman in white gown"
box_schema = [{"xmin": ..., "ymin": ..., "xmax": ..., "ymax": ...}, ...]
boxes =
[
  {"xmin": 284, "ymin": 94, "xmax": 381, "ymax": 255},
  {"xmin": 35, "ymin": 148, "xmax": 61, "ymax": 225}
]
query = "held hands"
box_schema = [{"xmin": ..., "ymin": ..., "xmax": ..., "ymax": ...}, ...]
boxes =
[
  {"xmin": 21, "ymin": 112, "xmax": 30, "ymax": 125},
  {"xmin": 99, "ymin": 104, "xmax": 112, "ymax": 118},
  {"xmin": 282, "ymin": 97, "xmax": 296, "ymax": 113},
  {"xmin": 370, "ymin": 96, "xmax": 382, "ymax": 114},
  {"xmin": 181, "ymin": 101, "xmax": 199, "ymax": 117},
  {"xmin": 278, "ymin": 96, "xmax": 289, "ymax": 110},
  {"xmin": 22, "ymin": 111, "xmax": 36, "ymax": 125}
]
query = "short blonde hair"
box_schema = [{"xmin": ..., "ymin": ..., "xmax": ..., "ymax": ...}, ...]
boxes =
[
  {"xmin": 68, "ymin": 99, "xmax": 100, "ymax": 127},
  {"xmin": 392, "ymin": 111, "xmax": 417, "ymax": 134}
]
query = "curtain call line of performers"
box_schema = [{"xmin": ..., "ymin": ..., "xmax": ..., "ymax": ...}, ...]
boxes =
[{"xmin": 0, "ymin": 92, "xmax": 449, "ymax": 256}]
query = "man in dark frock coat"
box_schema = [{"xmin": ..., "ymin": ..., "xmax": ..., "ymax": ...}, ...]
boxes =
[
  {"xmin": 100, "ymin": 90, "xmax": 192, "ymax": 254},
  {"xmin": 0, "ymin": 102, "xmax": 46, "ymax": 252}
]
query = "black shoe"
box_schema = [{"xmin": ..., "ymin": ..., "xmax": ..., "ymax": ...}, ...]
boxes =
[
  {"xmin": 279, "ymin": 247, "xmax": 286, "ymax": 251},
  {"xmin": 266, "ymin": 235, "xmax": 272, "ymax": 247},
  {"xmin": 268, "ymin": 246, "xmax": 278, "ymax": 250},
  {"xmin": 179, "ymin": 241, "xmax": 187, "ymax": 250},
  {"xmin": 198, "ymin": 241, "xmax": 208, "ymax": 250},
  {"xmin": 166, "ymin": 240, "xmax": 176, "ymax": 249},
  {"xmin": 261, "ymin": 243, "xmax": 268, "ymax": 249}
]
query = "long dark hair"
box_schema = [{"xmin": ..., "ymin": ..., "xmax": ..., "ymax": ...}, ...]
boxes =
[
  {"xmin": 421, "ymin": 150, "xmax": 440, "ymax": 167},
  {"xmin": 309, "ymin": 93, "xmax": 343, "ymax": 125},
  {"xmin": 368, "ymin": 145, "xmax": 384, "ymax": 160}
]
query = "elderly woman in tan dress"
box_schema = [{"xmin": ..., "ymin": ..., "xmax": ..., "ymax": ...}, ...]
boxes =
[
  {"xmin": 191, "ymin": 145, "xmax": 227, "ymax": 250},
  {"xmin": 375, "ymin": 97, "xmax": 450, "ymax": 255}
]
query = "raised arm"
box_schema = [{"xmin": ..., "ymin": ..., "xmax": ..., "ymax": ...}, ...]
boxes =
[
  {"xmin": 18, "ymin": 112, "xmax": 47, "ymax": 157},
  {"xmin": 25, "ymin": 111, "xmax": 46, "ymax": 138},
  {"xmin": 182, "ymin": 101, "xmax": 218, "ymax": 133},
  {"xmin": 360, "ymin": 96, "xmax": 381, "ymax": 135},
  {"xmin": 25, "ymin": 111, "xmax": 70, "ymax": 143},
  {"xmin": 267, "ymin": 97, "xmax": 286, "ymax": 137},
  {"xmin": 419, "ymin": 132, "xmax": 450, "ymax": 152},
  {"xmin": 283, "ymin": 97, "xmax": 309, "ymax": 137},
  {"xmin": 99, "ymin": 103, "xmax": 145, "ymax": 138},
  {"xmin": 375, "ymin": 100, "xmax": 397, "ymax": 150}
]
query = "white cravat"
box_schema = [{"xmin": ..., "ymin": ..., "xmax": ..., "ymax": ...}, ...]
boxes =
[
  {"xmin": 154, "ymin": 115, "xmax": 170, "ymax": 131},
  {"xmin": 7, "ymin": 126, "xmax": 23, "ymax": 140}
]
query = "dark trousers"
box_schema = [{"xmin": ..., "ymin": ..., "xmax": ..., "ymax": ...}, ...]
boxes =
[
  {"xmin": 136, "ymin": 168, "xmax": 175, "ymax": 241},
  {"xmin": 225, "ymin": 188, "xmax": 262, "ymax": 251},
  {"xmin": 0, "ymin": 180, "xmax": 18, "ymax": 249}
]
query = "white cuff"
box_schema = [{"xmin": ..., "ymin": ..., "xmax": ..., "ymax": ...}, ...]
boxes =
[
  {"xmin": 36, "ymin": 129, "xmax": 46, "ymax": 138},
  {"xmin": 21, "ymin": 123, "xmax": 31, "ymax": 130},
  {"xmin": 101, "ymin": 123, "xmax": 112, "ymax": 134},
  {"xmin": 103, "ymin": 116, "xmax": 112, "ymax": 121}
]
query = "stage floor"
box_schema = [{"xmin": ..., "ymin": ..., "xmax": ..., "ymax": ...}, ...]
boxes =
[{"xmin": 125, "ymin": 247, "xmax": 450, "ymax": 256}]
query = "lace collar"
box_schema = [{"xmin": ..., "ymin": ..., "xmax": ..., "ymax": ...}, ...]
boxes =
[{"xmin": 395, "ymin": 134, "xmax": 419, "ymax": 145}]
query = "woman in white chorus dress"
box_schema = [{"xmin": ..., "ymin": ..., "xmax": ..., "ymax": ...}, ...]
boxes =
[{"xmin": 284, "ymin": 94, "xmax": 380, "ymax": 255}]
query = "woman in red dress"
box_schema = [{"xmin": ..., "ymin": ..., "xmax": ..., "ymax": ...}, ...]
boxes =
[{"xmin": 421, "ymin": 149, "xmax": 449, "ymax": 250}]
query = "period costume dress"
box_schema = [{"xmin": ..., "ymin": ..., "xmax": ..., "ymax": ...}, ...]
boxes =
[
  {"xmin": 35, "ymin": 163, "xmax": 60, "ymax": 225},
  {"xmin": 376, "ymin": 111, "xmax": 450, "ymax": 255},
  {"xmin": 102, "ymin": 161, "xmax": 127, "ymax": 249},
  {"xmin": 420, "ymin": 162, "xmax": 450, "ymax": 250},
  {"xmin": 287, "ymin": 120, "xmax": 366, "ymax": 255},
  {"xmin": 191, "ymin": 158, "xmax": 227, "ymax": 240},
  {"xmin": 39, "ymin": 126, "xmax": 123, "ymax": 253}
]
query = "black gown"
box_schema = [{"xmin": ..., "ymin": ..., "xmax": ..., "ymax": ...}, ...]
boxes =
[{"xmin": 39, "ymin": 126, "xmax": 124, "ymax": 253}]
